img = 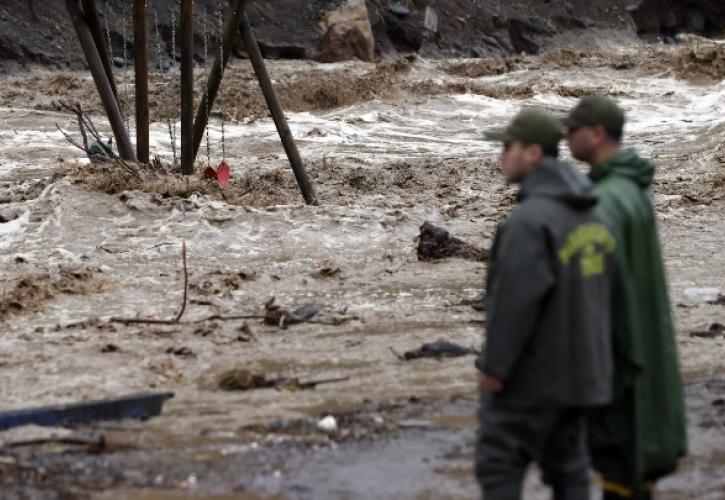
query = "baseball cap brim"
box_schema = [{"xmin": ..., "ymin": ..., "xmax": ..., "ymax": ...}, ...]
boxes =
[
  {"xmin": 484, "ymin": 128, "xmax": 509, "ymax": 142},
  {"xmin": 560, "ymin": 115, "xmax": 583, "ymax": 129}
]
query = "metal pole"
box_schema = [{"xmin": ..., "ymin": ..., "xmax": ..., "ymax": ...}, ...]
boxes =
[
  {"xmin": 80, "ymin": 0, "xmax": 120, "ymax": 109},
  {"xmin": 65, "ymin": 0, "xmax": 137, "ymax": 162},
  {"xmin": 239, "ymin": 13, "xmax": 318, "ymax": 205},
  {"xmin": 180, "ymin": 0, "xmax": 194, "ymax": 175},
  {"xmin": 191, "ymin": 0, "xmax": 248, "ymax": 161},
  {"xmin": 133, "ymin": 0, "xmax": 149, "ymax": 163}
]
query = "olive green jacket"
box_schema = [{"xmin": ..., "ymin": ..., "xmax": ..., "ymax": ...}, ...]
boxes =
[{"xmin": 588, "ymin": 149, "xmax": 687, "ymax": 497}]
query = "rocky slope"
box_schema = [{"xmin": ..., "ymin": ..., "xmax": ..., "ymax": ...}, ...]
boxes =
[{"xmin": 0, "ymin": 0, "xmax": 723, "ymax": 72}]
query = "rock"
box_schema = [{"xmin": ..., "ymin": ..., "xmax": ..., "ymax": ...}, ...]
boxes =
[
  {"xmin": 417, "ymin": 222, "xmax": 488, "ymax": 262},
  {"xmin": 389, "ymin": 3, "xmax": 411, "ymax": 17},
  {"xmin": 317, "ymin": 415, "xmax": 338, "ymax": 432},
  {"xmin": 0, "ymin": 209, "xmax": 20, "ymax": 223},
  {"xmin": 690, "ymin": 323, "xmax": 725, "ymax": 339},
  {"xmin": 684, "ymin": 287, "xmax": 721, "ymax": 303},
  {"xmin": 316, "ymin": 0, "xmax": 375, "ymax": 63}
]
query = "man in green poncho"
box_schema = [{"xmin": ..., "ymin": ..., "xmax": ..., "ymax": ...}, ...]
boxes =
[{"xmin": 564, "ymin": 96, "xmax": 688, "ymax": 499}]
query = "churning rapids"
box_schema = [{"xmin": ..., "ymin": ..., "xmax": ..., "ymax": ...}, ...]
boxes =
[{"xmin": 0, "ymin": 39, "xmax": 724, "ymax": 499}]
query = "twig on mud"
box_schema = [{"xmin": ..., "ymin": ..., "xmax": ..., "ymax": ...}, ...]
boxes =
[
  {"xmin": 111, "ymin": 242, "xmax": 189, "ymax": 325},
  {"xmin": 174, "ymin": 242, "xmax": 188, "ymax": 322},
  {"xmin": 188, "ymin": 314, "xmax": 265, "ymax": 324}
]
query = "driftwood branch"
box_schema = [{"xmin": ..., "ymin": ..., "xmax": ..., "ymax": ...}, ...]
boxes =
[
  {"xmin": 111, "ymin": 242, "xmax": 189, "ymax": 325},
  {"xmin": 56, "ymin": 123, "xmax": 90, "ymax": 156},
  {"xmin": 57, "ymin": 100, "xmax": 141, "ymax": 179}
]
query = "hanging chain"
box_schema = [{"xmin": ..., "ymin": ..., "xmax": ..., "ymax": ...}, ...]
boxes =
[
  {"xmin": 217, "ymin": 0, "xmax": 226, "ymax": 162},
  {"xmin": 121, "ymin": 11, "xmax": 130, "ymax": 133},
  {"xmin": 151, "ymin": 0, "xmax": 163, "ymax": 69},
  {"xmin": 203, "ymin": 2, "xmax": 211, "ymax": 167},
  {"xmin": 168, "ymin": 117, "xmax": 177, "ymax": 167},
  {"xmin": 104, "ymin": 1, "xmax": 113, "ymax": 66},
  {"xmin": 169, "ymin": 0, "xmax": 178, "ymax": 165}
]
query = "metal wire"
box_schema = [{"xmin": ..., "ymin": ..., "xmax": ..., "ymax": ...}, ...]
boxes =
[
  {"xmin": 121, "ymin": 10, "xmax": 130, "ymax": 133},
  {"xmin": 217, "ymin": 0, "xmax": 226, "ymax": 161},
  {"xmin": 169, "ymin": 0, "xmax": 178, "ymax": 165},
  {"xmin": 202, "ymin": 2, "xmax": 211, "ymax": 167},
  {"xmin": 151, "ymin": 0, "xmax": 163, "ymax": 68}
]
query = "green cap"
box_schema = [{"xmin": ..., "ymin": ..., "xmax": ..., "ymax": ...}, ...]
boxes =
[
  {"xmin": 484, "ymin": 108, "xmax": 563, "ymax": 154},
  {"xmin": 562, "ymin": 95, "xmax": 625, "ymax": 136}
]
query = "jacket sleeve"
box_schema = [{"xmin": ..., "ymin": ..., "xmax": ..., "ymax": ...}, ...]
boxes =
[{"xmin": 480, "ymin": 217, "xmax": 556, "ymax": 381}]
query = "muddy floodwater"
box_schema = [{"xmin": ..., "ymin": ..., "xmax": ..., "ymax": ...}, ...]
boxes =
[{"xmin": 0, "ymin": 40, "xmax": 724, "ymax": 499}]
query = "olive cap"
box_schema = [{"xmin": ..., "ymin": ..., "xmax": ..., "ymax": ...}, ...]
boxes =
[
  {"xmin": 485, "ymin": 108, "xmax": 563, "ymax": 153},
  {"xmin": 562, "ymin": 95, "xmax": 626, "ymax": 136}
]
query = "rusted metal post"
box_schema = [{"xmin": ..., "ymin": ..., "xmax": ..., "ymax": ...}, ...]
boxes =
[
  {"xmin": 133, "ymin": 0, "xmax": 149, "ymax": 163},
  {"xmin": 239, "ymin": 13, "xmax": 318, "ymax": 205},
  {"xmin": 80, "ymin": 0, "xmax": 120, "ymax": 109},
  {"xmin": 180, "ymin": 0, "xmax": 194, "ymax": 175},
  {"xmin": 191, "ymin": 0, "xmax": 249, "ymax": 161},
  {"xmin": 65, "ymin": 0, "xmax": 137, "ymax": 162}
]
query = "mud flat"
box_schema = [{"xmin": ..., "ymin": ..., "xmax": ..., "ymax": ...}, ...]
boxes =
[{"xmin": 0, "ymin": 38, "xmax": 724, "ymax": 498}]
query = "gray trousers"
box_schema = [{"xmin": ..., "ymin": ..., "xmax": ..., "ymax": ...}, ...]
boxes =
[{"xmin": 475, "ymin": 395, "xmax": 590, "ymax": 500}]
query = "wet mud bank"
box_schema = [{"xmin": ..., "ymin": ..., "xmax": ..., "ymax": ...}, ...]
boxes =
[{"xmin": 1, "ymin": 378, "xmax": 724, "ymax": 499}]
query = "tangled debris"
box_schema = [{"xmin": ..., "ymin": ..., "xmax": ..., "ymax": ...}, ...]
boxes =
[
  {"xmin": 264, "ymin": 297, "xmax": 322, "ymax": 329},
  {"xmin": 217, "ymin": 368, "xmax": 348, "ymax": 392},
  {"xmin": 395, "ymin": 340, "xmax": 481, "ymax": 361},
  {"xmin": 417, "ymin": 222, "xmax": 487, "ymax": 262}
]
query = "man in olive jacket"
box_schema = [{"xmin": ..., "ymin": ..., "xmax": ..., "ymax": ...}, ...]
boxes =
[
  {"xmin": 477, "ymin": 108, "xmax": 616, "ymax": 500},
  {"xmin": 565, "ymin": 96, "xmax": 687, "ymax": 500}
]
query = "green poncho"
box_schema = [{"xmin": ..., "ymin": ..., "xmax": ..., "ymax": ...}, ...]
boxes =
[{"xmin": 588, "ymin": 148, "xmax": 687, "ymax": 498}]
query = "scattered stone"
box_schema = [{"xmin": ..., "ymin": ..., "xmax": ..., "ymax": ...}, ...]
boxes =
[
  {"xmin": 0, "ymin": 209, "xmax": 20, "ymax": 223},
  {"xmin": 389, "ymin": 3, "xmax": 411, "ymax": 17},
  {"xmin": 690, "ymin": 323, "xmax": 725, "ymax": 339},
  {"xmin": 166, "ymin": 346, "xmax": 195, "ymax": 358},
  {"xmin": 707, "ymin": 294, "xmax": 725, "ymax": 306},
  {"xmin": 417, "ymin": 222, "xmax": 487, "ymax": 262},
  {"xmin": 684, "ymin": 287, "xmax": 721, "ymax": 303},
  {"xmin": 317, "ymin": 415, "xmax": 338, "ymax": 433},
  {"xmin": 101, "ymin": 344, "xmax": 120, "ymax": 353},
  {"xmin": 460, "ymin": 292, "xmax": 486, "ymax": 311},
  {"xmin": 312, "ymin": 266, "xmax": 342, "ymax": 279}
]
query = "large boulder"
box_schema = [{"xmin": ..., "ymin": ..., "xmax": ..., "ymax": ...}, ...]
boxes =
[{"xmin": 316, "ymin": 0, "xmax": 375, "ymax": 62}]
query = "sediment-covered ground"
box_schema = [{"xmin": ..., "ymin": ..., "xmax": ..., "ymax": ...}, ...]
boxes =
[{"xmin": 0, "ymin": 37, "xmax": 724, "ymax": 499}]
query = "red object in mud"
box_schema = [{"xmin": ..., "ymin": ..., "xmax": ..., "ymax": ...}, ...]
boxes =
[{"xmin": 202, "ymin": 162, "xmax": 231, "ymax": 187}]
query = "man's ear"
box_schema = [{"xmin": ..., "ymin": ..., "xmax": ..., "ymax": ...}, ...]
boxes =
[
  {"xmin": 593, "ymin": 124, "xmax": 608, "ymax": 144},
  {"xmin": 527, "ymin": 143, "xmax": 544, "ymax": 164}
]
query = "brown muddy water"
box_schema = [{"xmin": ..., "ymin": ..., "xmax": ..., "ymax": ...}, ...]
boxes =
[{"xmin": 0, "ymin": 40, "xmax": 724, "ymax": 498}]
